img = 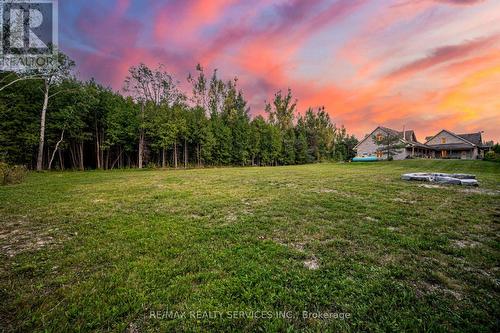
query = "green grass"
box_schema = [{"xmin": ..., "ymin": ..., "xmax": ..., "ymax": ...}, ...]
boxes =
[{"xmin": 1, "ymin": 160, "xmax": 499, "ymax": 332}]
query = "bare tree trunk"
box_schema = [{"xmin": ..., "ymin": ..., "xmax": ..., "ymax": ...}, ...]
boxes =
[
  {"xmin": 36, "ymin": 79, "xmax": 49, "ymax": 171},
  {"xmin": 138, "ymin": 103, "xmax": 145, "ymax": 169},
  {"xmin": 196, "ymin": 144, "xmax": 201, "ymax": 167},
  {"xmin": 161, "ymin": 148, "xmax": 166, "ymax": 168},
  {"xmin": 69, "ymin": 143, "xmax": 77, "ymax": 169},
  {"xmin": 58, "ymin": 149, "xmax": 64, "ymax": 170},
  {"xmin": 48, "ymin": 129, "xmax": 65, "ymax": 170},
  {"xmin": 119, "ymin": 146, "xmax": 123, "ymax": 168},
  {"xmin": 110, "ymin": 149, "xmax": 123, "ymax": 170},
  {"xmin": 173, "ymin": 141, "xmax": 178, "ymax": 169},
  {"xmin": 105, "ymin": 149, "xmax": 109, "ymax": 170},
  {"xmin": 79, "ymin": 142, "xmax": 84, "ymax": 170},
  {"xmin": 95, "ymin": 123, "xmax": 101, "ymax": 169},
  {"xmin": 184, "ymin": 138, "xmax": 188, "ymax": 168},
  {"xmin": 100, "ymin": 130, "xmax": 104, "ymax": 168}
]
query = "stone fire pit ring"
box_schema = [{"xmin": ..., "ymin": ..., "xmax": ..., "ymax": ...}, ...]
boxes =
[{"xmin": 401, "ymin": 173, "xmax": 478, "ymax": 186}]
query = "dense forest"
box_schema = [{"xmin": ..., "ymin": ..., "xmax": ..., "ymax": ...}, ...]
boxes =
[{"xmin": 0, "ymin": 54, "xmax": 358, "ymax": 171}]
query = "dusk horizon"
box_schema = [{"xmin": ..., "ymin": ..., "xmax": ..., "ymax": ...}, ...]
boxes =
[{"xmin": 61, "ymin": 0, "xmax": 500, "ymax": 142}]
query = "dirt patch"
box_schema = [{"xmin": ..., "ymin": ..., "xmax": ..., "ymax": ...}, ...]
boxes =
[
  {"xmin": 379, "ymin": 254, "xmax": 396, "ymax": 265},
  {"xmin": 126, "ymin": 323, "xmax": 140, "ymax": 333},
  {"xmin": 365, "ymin": 216, "xmax": 378, "ymax": 222},
  {"xmin": 0, "ymin": 216, "xmax": 65, "ymax": 258},
  {"xmin": 225, "ymin": 212, "xmax": 237, "ymax": 222},
  {"xmin": 1, "ymin": 230, "xmax": 57, "ymax": 258},
  {"xmin": 310, "ymin": 188, "xmax": 353, "ymax": 198},
  {"xmin": 269, "ymin": 238, "xmax": 318, "ymax": 269},
  {"xmin": 410, "ymin": 281, "xmax": 463, "ymax": 300},
  {"xmin": 315, "ymin": 189, "xmax": 339, "ymax": 194},
  {"xmin": 272, "ymin": 238, "xmax": 306, "ymax": 252},
  {"xmin": 453, "ymin": 239, "xmax": 481, "ymax": 249},
  {"xmin": 268, "ymin": 181, "xmax": 297, "ymax": 189},
  {"xmin": 393, "ymin": 198, "xmax": 416, "ymax": 204},
  {"xmin": 418, "ymin": 184, "xmax": 446, "ymax": 189},
  {"xmin": 460, "ymin": 188, "xmax": 500, "ymax": 196},
  {"xmin": 304, "ymin": 257, "xmax": 319, "ymax": 270}
]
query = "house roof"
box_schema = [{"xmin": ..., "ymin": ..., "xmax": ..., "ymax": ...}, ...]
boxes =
[
  {"xmin": 379, "ymin": 126, "xmax": 418, "ymax": 143},
  {"xmin": 354, "ymin": 126, "xmax": 423, "ymax": 149},
  {"xmin": 355, "ymin": 126, "xmax": 489, "ymax": 152},
  {"xmin": 424, "ymin": 129, "xmax": 477, "ymax": 147},
  {"xmin": 457, "ymin": 132, "xmax": 482, "ymax": 146}
]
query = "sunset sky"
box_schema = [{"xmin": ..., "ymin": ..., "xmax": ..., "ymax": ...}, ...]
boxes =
[{"xmin": 60, "ymin": 0, "xmax": 500, "ymax": 142}]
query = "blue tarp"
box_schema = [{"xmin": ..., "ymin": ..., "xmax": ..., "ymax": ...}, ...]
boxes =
[{"xmin": 352, "ymin": 157, "xmax": 378, "ymax": 162}]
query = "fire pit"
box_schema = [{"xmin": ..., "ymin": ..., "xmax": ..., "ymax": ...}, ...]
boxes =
[{"xmin": 401, "ymin": 173, "xmax": 478, "ymax": 186}]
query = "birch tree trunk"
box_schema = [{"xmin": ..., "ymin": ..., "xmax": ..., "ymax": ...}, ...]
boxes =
[
  {"xmin": 162, "ymin": 148, "xmax": 166, "ymax": 168},
  {"xmin": 95, "ymin": 123, "xmax": 101, "ymax": 169},
  {"xmin": 138, "ymin": 103, "xmax": 145, "ymax": 169},
  {"xmin": 197, "ymin": 144, "xmax": 201, "ymax": 167},
  {"xmin": 184, "ymin": 138, "xmax": 188, "ymax": 168},
  {"xmin": 79, "ymin": 142, "xmax": 84, "ymax": 170},
  {"xmin": 48, "ymin": 129, "xmax": 64, "ymax": 170},
  {"xmin": 36, "ymin": 79, "xmax": 50, "ymax": 171}
]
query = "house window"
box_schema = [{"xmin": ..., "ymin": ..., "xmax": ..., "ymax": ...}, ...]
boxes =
[
  {"xmin": 441, "ymin": 137, "xmax": 446, "ymax": 144},
  {"xmin": 376, "ymin": 134, "xmax": 383, "ymax": 142}
]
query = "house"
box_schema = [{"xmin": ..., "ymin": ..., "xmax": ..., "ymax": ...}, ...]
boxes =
[
  {"xmin": 354, "ymin": 126, "xmax": 433, "ymax": 160},
  {"xmin": 424, "ymin": 130, "xmax": 488, "ymax": 159},
  {"xmin": 354, "ymin": 126, "xmax": 489, "ymax": 160}
]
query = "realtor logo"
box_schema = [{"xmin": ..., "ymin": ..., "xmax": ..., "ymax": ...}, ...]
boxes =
[{"xmin": 0, "ymin": 0, "xmax": 58, "ymax": 70}]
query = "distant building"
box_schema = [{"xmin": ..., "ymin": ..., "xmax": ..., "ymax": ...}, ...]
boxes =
[
  {"xmin": 354, "ymin": 126, "xmax": 490, "ymax": 160},
  {"xmin": 424, "ymin": 129, "xmax": 489, "ymax": 159}
]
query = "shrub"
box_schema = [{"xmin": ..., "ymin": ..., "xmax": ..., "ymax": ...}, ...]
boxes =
[
  {"xmin": 0, "ymin": 162, "xmax": 28, "ymax": 185},
  {"xmin": 484, "ymin": 151, "xmax": 500, "ymax": 162}
]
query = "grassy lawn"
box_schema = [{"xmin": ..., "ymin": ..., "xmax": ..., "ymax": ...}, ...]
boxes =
[{"xmin": 0, "ymin": 160, "xmax": 499, "ymax": 332}]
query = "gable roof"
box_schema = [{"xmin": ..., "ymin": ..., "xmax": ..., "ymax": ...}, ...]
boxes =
[
  {"xmin": 457, "ymin": 132, "xmax": 482, "ymax": 146},
  {"xmin": 404, "ymin": 130, "xmax": 417, "ymax": 142},
  {"xmin": 424, "ymin": 129, "xmax": 477, "ymax": 146},
  {"xmin": 354, "ymin": 126, "xmax": 419, "ymax": 149},
  {"xmin": 379, "ymin": 126, "xmax": 417, "ymax": 142}
]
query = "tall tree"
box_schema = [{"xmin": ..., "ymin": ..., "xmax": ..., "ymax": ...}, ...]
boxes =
[
  {"xmin": 35, "ymin": 52, "xmax": 75, "ymax": 171},
  {"xmin": 124, "ymin": 63, "xmax": 181, "ymax": 168},
  {"xmin": 294, "ymin": 115, "xmax": 308, "ymax": 164},
  {"xmin": 373, "ymin": 132, "xmax": 405, "ymax": 160},
  {"xmin": 266, "ymin": 89, "xmax": 297, "ymax": 164}
]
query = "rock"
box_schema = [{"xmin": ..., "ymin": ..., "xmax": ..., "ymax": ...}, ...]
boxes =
[
  {"xmin": 401, "ymin": 173, "xmax": 478, "ymax": 186},
  {"xmin": 451, "ymin": 174, "xmax": 476, "ymax": 180},
  {"xmin": 434, "ymin": 176, "xmax": 461, "ymax": 185},
  {"xmin": 459, "ymin": 179, "xmax": 479, "ymax": 186}
]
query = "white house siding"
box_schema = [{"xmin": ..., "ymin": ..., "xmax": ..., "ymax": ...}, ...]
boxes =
[
  {"xmin": 394, "ymin": 148, "xmax": 411, "ymax": 160},
  {"xmin": 355, "ymin": 128, "xmax": 409, "ymax": 160},
  {"xmin": 427, "ymin": 130, "xmax": 479, "ymax": 159},
  {"xmin": 426, "ymin": 131, "xmax": 464, "ymax": 145}
]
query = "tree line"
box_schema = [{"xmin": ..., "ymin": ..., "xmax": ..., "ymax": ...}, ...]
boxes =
[{"xmin": 0, "ymin": 55, "xmax": 358, "ymax": 171}]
